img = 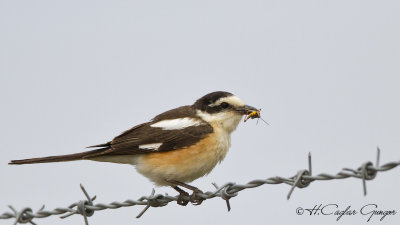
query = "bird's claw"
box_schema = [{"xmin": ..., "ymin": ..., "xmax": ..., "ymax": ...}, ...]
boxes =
[
  {"xmin": 168, "ymin": 180, "xmax": 204, "ymax": 206},
  {"xmin": 177, "ymin": 190, "xmax": 190, "ymax": 206},
  {"xmin": 190, "ymin": 189, "xmax": 204, "ymax": 205}
]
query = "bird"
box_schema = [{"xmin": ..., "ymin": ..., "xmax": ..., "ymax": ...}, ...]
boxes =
[{"xmin": 9, "ymin": 91, "xmax": 260, "ymax": 205}]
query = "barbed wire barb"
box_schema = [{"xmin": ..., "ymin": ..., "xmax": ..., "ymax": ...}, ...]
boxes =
[
  {"xmin": 287, "ymin": 152, "xmax": 312, "ymax": 200},
  {"xmin": 376, "ymin": 147, "xmax": 381, "ymax": 167},
  {"xmin": 1, "ymin": 149, "xmax": 399, "ymax": 225},
  {"xmin": 58, "ymin": 183, "xmax": 96, "ymax": 225},
  {"xmin": 211, "ymin": 182, "xmax": 233, "ymax": 211}
]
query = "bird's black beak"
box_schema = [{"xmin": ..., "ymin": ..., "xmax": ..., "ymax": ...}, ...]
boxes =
[{"xmin": 236, "ymin": 105, "xmax": 258, "ymax": 115}]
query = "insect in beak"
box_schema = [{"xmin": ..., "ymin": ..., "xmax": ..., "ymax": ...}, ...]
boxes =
[
  {"xmin": 244, "ymin": 108, "xmax": 269, "ymax": 125},
  {"xmin": 244, "ymin": 109, "xmax": 260, "ymax": 122}
]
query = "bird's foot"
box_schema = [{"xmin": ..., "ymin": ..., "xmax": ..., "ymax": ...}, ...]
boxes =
[
  {"xmin": 174, "ymin": 187, "xmax": 190, "ymax": 206},
  {"xmin": 189, "ymin": 188, "xmax": 204, "ymax": 205},
  {"xmin": 167, "ymin": 179, "xmax": 204, "ymax": 206}
]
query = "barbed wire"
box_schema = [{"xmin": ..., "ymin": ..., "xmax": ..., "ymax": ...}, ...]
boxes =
[{"xmin": 1, "ymin": 148, "xmax": 399, "ymax": 225}]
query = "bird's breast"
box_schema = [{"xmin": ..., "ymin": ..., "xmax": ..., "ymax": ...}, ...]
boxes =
[{"xmin": 136, "ymin": 126, "xmax": 231, "ymax": 186}]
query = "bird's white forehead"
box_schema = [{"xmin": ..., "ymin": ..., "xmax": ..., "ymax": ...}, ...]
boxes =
[{"xmin": 209, "ymin": 95, "xmax": 244, "ymax": 107}]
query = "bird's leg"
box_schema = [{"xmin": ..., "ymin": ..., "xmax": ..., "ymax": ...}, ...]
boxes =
[
  {"xmin": 167, "ymin": 179, "xmax": 204, "ymax": 205},
  {"xmin": 172, "ymin": 185, "xmax": 190, "ymax": 206}
]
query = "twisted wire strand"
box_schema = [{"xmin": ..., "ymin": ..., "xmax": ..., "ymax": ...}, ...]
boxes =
[{"xmin": 1, "ymin": 149, "xmax": 399, "ymax": 225}]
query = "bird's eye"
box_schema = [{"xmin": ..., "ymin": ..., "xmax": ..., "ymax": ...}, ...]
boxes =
[{"xmin": 220, "ymin": 102, "xmax": 229, "ymax": 108}]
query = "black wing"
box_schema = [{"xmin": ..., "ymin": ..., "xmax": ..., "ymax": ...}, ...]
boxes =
[{"xmin": 86, "ymin": 106, "xmax": 213, "ymax": 157}]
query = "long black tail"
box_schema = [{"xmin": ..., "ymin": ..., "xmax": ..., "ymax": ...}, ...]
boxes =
[{"xmin": 9, "ymin": 148, "xmax": 108, "ymax": 165}]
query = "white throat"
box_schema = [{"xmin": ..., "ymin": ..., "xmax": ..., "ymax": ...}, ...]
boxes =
[{"xmin": 196, "ymin": 110, "xmax": 242, "ymax": 134}]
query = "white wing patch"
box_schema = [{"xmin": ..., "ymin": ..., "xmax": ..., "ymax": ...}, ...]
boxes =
[
  {"xmin": 150, "ymin": 118, "xmax": 203, "ymax": 130},
  {"xmin": 139, "ymin": 143, "xmax": 163, "ymax": 151}
]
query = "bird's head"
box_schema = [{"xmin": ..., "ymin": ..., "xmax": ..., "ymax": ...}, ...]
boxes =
[{"xmin": 192, "ymin": 91, "xmax": 258, "ymax": 133}]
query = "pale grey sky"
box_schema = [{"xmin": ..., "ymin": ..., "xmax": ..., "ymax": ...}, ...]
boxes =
[{"xmin": 1, "ymin": 0, "xmax": 399, "ymax": 224}]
